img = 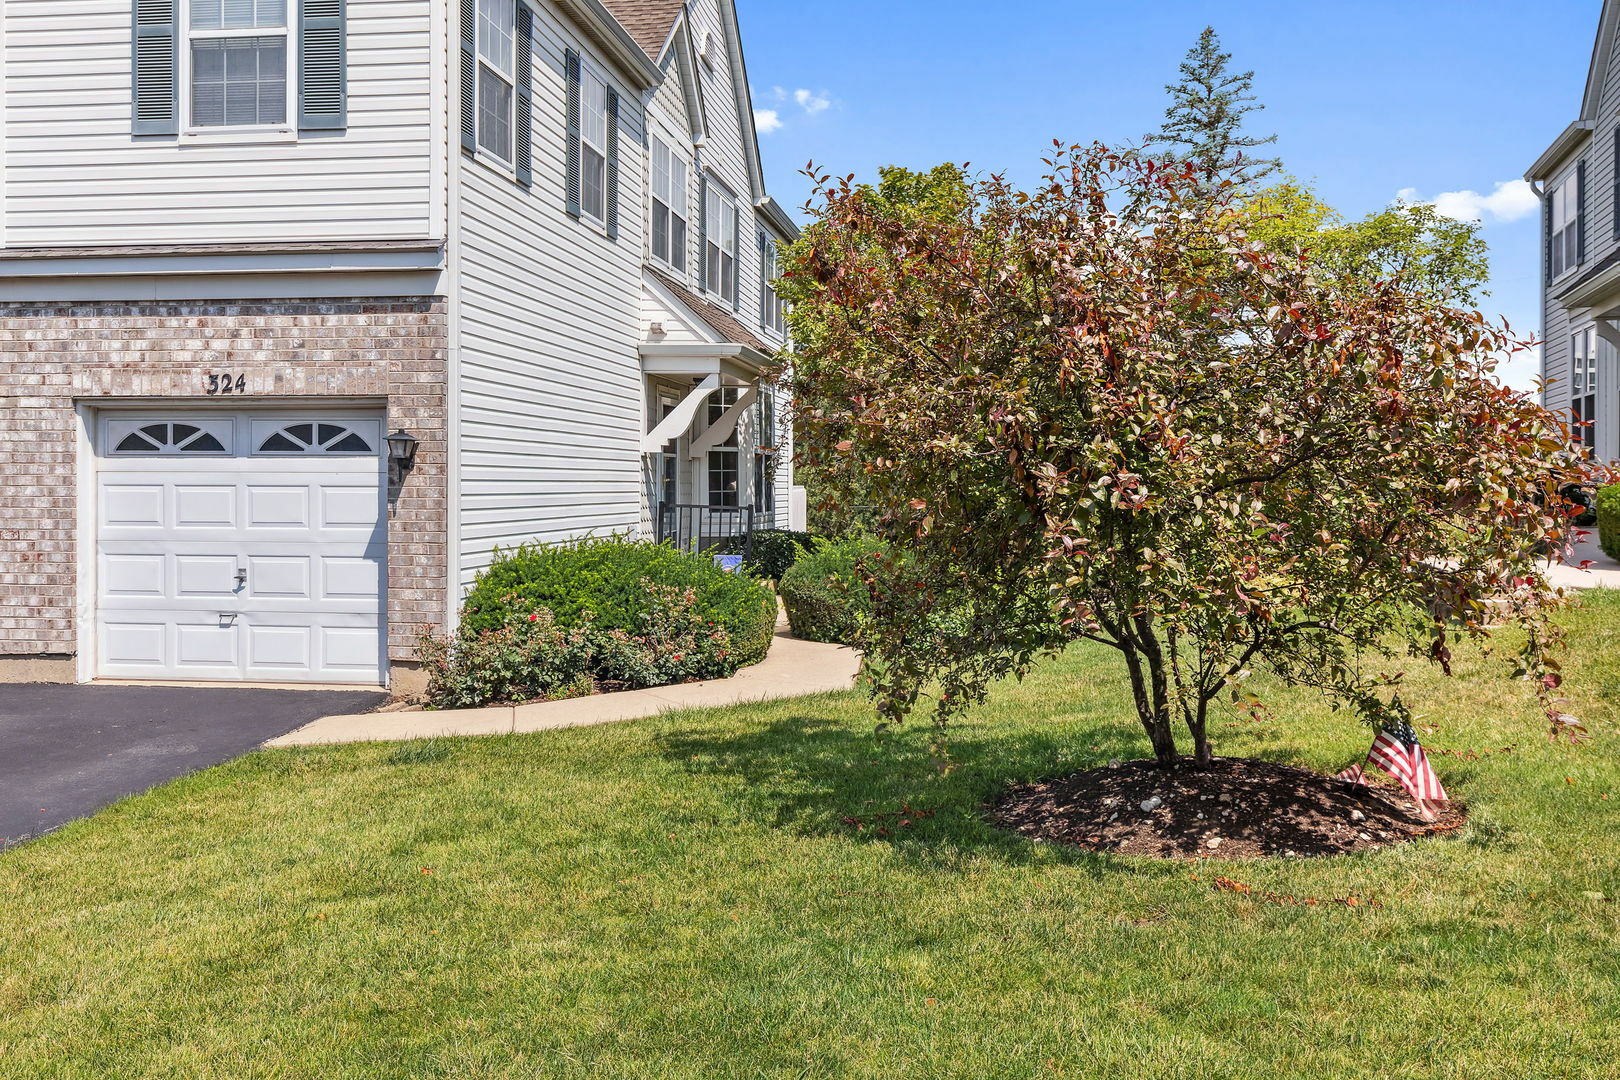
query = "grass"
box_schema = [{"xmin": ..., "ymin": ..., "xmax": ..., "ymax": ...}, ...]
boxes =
[{"xmin": 3, "ymin": 598, "xmax": 1620, "ymax": 1079}]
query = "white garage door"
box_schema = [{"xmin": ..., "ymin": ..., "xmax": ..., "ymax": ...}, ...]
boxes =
[{"xmin": 94, "ymin": 411, "xmax": 387, "ymax": 685}]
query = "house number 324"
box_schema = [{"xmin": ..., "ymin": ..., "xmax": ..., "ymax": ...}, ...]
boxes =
[{"xmin": 205, "ymin": 373, "xmax": 247, "ymax": 395}]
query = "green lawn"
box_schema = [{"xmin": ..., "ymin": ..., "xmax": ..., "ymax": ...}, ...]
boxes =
[{"xmin": 4, "ymin": 597, "xmax": 1620, "ymax": 1079}]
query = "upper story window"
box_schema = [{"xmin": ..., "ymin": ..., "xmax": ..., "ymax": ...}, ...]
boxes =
[
  {"xmin": 475, "ymin": 0, "xmax": 515, "ymax": 162},
  {"xmin": 188, "ymin": 0, "xmax": 289, "ymax": 128},
  {"xmin": 1550, "ymin": 166, "xmax": 1583, "ymax": 279},
  {"xmin": 132, "ymin": 0, "xmax": 347, "ymax": 136},
  {"xmin": 578, "ymin": 67, "xmax": 610, "ymax": 222},
  {"xmin": 651, "ymin": 136, "xmax": 690, "ymax": 272},
  {"xmin": 759, "ymin": 233, "xmax": 787, "ymax": 337},
  {"xmin": 1572, "ymin": 327, "xmax": 1598, "ymax": 450},
  {"xmin": 704, "ymin": 181, "xmax": 739, "ymax": 302}
]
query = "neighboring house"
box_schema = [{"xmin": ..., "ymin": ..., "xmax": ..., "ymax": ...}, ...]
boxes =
[
  {"xmin": 0, "ymin": 0, "xmax": 798, "ymax": 690},
  {"xmin": 1529, "ymin": 0, "xmax": 1620, "ymax": 461}
]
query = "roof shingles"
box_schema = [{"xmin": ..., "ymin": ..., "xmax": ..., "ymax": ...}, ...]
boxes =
[{"xmin": 600, "ymin": 0, "xmax": 684, "ymax": 62}]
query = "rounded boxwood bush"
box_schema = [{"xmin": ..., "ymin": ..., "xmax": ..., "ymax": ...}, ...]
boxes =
[
  {"xmin": 1597, "ymin": 483, "xmax": 1620, "ymax": 561},
  {"xmin": 462, "ymin": 535, "xmax": 779, "ymax": 668},
  {"xmin": 778, "ymin": 537, "xmax": 884, "ymax": 645},
  {"xmin": 722, "ymin": 528, "xmax": 815, "ymax": 581}
]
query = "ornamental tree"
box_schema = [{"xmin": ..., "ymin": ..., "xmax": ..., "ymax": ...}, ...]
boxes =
[{"xmin": 780, "ymin": 144, "xmax": 1594, "ymax": 769}]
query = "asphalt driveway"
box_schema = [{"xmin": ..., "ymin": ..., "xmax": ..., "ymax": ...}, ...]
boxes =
[{"xmin": 1, "ymin": 683, "xmax": 386, "ymax": 850}]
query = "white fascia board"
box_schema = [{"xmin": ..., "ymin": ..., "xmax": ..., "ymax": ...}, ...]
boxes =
[
  {"xmin": 641, "ymin": 374, "xmax": 721, "ymax": 453},
  {"xmin": 688, "ymin": 383, "xmax": 758, "ymax": 459},
  {"xmin": 0, "ymin": 270, "xmax": 447, "ymax": 303},
  {"xmin": 1527, "ymin": 120, "xmax": 1595, "ymax": 182},
  {"xmin": 640, "ymin": 344, "xmax": 770, "ymax": 383}
]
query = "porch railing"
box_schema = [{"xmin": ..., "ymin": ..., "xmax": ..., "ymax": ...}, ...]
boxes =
[{"xmin": 657, "ymin": 504, "xmax": 755, "ymax": 560}]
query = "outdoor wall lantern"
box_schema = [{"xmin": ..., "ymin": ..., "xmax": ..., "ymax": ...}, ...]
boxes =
[{"xmin": 385, "ymin": 429, "xmax": 419, "ymax": 489}]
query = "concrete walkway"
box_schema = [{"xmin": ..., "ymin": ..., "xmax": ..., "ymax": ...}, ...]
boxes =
[
  {"xmin": 264, "ymin": 625, "xmax": 862, "ymax": 748},
  {"xmin": 1547, "ymin": 532, "xmax": 1620, "ymax": 591}
]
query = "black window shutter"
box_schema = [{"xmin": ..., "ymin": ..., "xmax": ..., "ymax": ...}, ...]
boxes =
[
  {"xmin": 731, "ymin": 205, "xmax": 741, "ymax": 308},
  {"xmin": 605, "ymin": 89, "xmax": 620, "ymax": 237},
  {"xmin": 298, "ymin": 0, "xmax": 346, "ymax": 130},
  {"xmin": 565, "ymin": 50, "xmax": 582, "ymax": 217},
  {"xmin": 514, "ymin": 5, "xmax": 534, "ymax": 185},
  {"xmin": 1577, "ymin": 160, "xmax": 1587, "ymax": 266},
  {"xmin": 131, "ymin": 0, "xmax": 179, "ymax": 135},
  {"xmin": 698, "ymin": 176, "xmax": 709, "ymax": 286},
  {"xmin": 1614, "ymin": 128, "xmax": 1620, "ymax": 240},
  {"xmin": 758, "ymin": 231, "xmax": 768, "ymax": 323},
  {"xmin": 459, "ymin": 0, "xmax": 477, "ymax": 153}
]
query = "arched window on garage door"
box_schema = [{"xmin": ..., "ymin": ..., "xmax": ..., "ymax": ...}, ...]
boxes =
[
  {"xmin": 253, "ymin": 421, "xmax": 378, "ymax": 455},
  {"xmin": 109, "ymin": 421, "xmax": 230, "ymax": 455}
]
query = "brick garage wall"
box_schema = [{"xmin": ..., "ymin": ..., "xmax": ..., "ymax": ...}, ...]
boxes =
[{"xmin": 0, "ymin": 297, "xmax": 449, "ymax": 665}]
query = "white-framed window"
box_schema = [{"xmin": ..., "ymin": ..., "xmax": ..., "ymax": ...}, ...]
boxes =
[
  {"xmin": 753, "ymin": 389, "xmax": 777, "ymax": 516},
  {"xmin": 759, "ymin": 233, "xmax": 786, "ymax": 336},
  {"xmin": 1572, "ymin": 327, "xmax": 1598, "ymax": 450},
  {"xmin": 1550, "ymin": 168, "xmax": 1583, "ymax": 279},
  {"xmin": 185, "ymin": 0, "xmax": 291, "ymax": 129},
  {"xmin": 651, "ymin": 135, "xmax": 690, "ymax": 272},
  {"xmin": 705, "ymin": 182, "xmax": 738, "ymax": 300},
  {"xmin": 109, "ymin": 420, "xmax": 232, "ymax": 456},
  {"xmin": 578, "ymin": 66, "xmax": 610, "ymax": 222},
  {"xmin": 707, "ymin": 388, "xmax": 741, "ymax": 508},
  {"xmin": 475, "ymin": 0, "xmax": 516, "ymax": 162}
]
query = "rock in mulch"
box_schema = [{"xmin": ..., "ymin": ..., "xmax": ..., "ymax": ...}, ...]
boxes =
[{"xmin": 990, "ymin": 757, "xmax": 1466, "ymax": 859}]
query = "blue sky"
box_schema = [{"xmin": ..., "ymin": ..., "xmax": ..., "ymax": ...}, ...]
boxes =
[{"xmin": 737, "ymin": 0, "xmax": 1603, "ymax": 390}]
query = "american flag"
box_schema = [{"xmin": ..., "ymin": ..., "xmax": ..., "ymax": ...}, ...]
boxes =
[{"xmin": 1356, "ymin": 721, "xmax": 1448, "ymax": 804}]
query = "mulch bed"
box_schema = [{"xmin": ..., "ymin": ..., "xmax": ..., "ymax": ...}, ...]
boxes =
[{"xmin": 990, "ymin": 757, "xmax": 1467, "ymax": 859}]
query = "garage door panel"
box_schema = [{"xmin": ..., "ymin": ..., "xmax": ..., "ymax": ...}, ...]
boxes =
[
  {"xmin": 175, "ymin": 556, "xmax": 241, "ymax": 598},
  {"xmin": 102, "ymin": 485, "xmax": 166, "ymax": 528},
  {"xmin": 248, "ymin": 556, "xmax": 313, "ymax": 600},
  {"xmin": 96, "ymin": 410, "xmax": 387, "ymax": 686},
  {"xmin": 247, "ymin": 486, "xmax": 311, "ymax": 529},
  {"xmin": 102, "ymin": 554, "xmax": 166, "ymax": 598}
]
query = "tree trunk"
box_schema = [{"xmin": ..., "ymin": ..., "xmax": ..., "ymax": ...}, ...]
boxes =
[
  {"xmin": 1117, "ymin": 637, "xmax": 1181, "ymax": 769},
  {"xmin": 1188, "ymin": 703, "xmax": 1214, "ymax": 767}
]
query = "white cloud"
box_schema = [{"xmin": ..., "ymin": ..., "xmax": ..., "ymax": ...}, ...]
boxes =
[
  {"xmin": 793, "ymin": 88, "xmax": 831, "ymax": 115},
  {"xmin": 754, "ymin": 108, "xmax": 782, "ymax": 135},
  {"xmin": 1395, "ymin": 180, "xmax": 1539, "ymax": 224}
]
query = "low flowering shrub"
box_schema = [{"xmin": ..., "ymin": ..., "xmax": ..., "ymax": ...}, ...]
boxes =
[
  {"xmin": 592, "ymin": 582, "xmax": 734, "ymax": 688},
  {"xmin": 418, "ymin": 605, "xmax": 595, "ymax": 710},
  {"xmin": 1597, "ymin": 483, "xmax": 1620, "ymax": 561}
]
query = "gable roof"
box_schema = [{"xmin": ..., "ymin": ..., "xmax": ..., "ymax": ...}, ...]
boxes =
[
  {"xmin": 649, "ymin": 267, "xmax": 774, "ymax": 353},
  {"xmin": 601, "ymin": 0, "xmax": 685, "ymax": 62},
  {"xmin": 1529, "ymin": 0, "xmax": 1620, "ymax": 180}
]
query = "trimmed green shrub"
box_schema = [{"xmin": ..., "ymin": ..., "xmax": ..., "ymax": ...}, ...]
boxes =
[
  {"xmin": 779, "ymin": 537, "xmax": 885, "ymax": 645},
  {"xmin": 725, "ymin": 528, "xmax": 815, "ymax": 581},
  {"xmin": 1597, "ymin": 483, "xmax": 1620, "ymax": 561},
  {"xmin": 462, "ymin": 535, "xmax": 778, "ymax": 668}
]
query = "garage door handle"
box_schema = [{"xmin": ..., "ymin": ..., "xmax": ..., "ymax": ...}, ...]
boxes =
[{"xmin": 235, "ymin": 568, "xmax": 248, "ymax": 588}]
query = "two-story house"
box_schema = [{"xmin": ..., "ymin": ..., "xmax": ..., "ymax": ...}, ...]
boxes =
[
  {"xmin": 1530, "ymin": 1, "xmax": 1620, "ymax": 462},
  {"xmin": 0, "ymin": 0, "xmax": 798, "ymax": 691}
]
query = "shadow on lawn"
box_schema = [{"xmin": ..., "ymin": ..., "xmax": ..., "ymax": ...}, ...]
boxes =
[{"xmin": 656, "ymin": 710, "xmax": 1177, "ymax": 874}]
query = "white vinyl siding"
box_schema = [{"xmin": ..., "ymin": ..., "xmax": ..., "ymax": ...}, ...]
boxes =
[
  {"xmin": 455, "ymin": 5, "xmax": 647, "ymax": 586},
  {"xmin": 1, "ymin": 0, "xmax": 436, "ymax": 246}
]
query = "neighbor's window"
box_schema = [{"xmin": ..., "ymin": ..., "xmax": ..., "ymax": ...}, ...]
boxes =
[
  {"xmin": 189, "ymin": 0, "xmax": 289, "ymax": 128},
  {"xmin": 707, "ymin": 388, "xmax": 741, "ymax": 508},
  {"xmin": 1550, "ymin": 168, "xmax": 1583, "ymax": 278},
  {"xmin": 651, "ymin": 136, "xmax": 689, "ymax": 271},
  {"xmin": 578, "ymin": 67, "xmax": 609, "ymax": 221},
  {"xmin": 753, "ymin": 389, "xmax": 777, "ymax": 515},
  {"xmin": 759, "ymin": 234, "xmax": 787, "ymax": 336},
  {"xmin": 705, "ymin": 183, "xmax": 738, "ymax": 300},
  {"xmin": 476, "ymin": 0, "xmax": 515, "ymax": 161},
  {"xmin": 1572, "ymin": 327, "xmax": 1598, "ymax": 450}
]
